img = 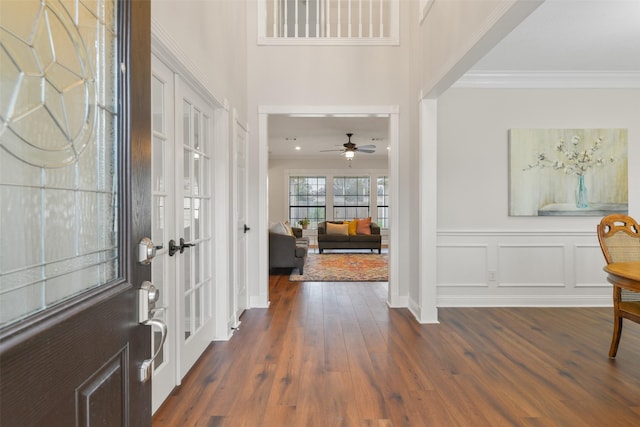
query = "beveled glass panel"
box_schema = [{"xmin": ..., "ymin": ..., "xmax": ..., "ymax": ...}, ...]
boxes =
[
  {"xmin": 194, "ymin": 287, "xmax": 202, "ymax": 329},
  {"xmin": 193, "ymin": 153, "xmax": 200, "ymax": 196},
  {"xmin": 152, "ymin": 76, "xmax": 164, "ymax": 133},
  {"xmin": 183, "ymin": 245, "xmax": 192, "ymax": 292},
  {"xmin": 183, "ymin": 100, "xmax": 191, "ymax": 147},
  {"xmin": 194, "ymin": 198, "xmax": 201, "ymax": 239},
  {"xmin": 183, "ymin": 149, "xmax": 191, "ymax": 193},
  {"xmin": 202, "ymin": 115, "xmax": 209, "ymax": 156},
  {"xmin": 194, "ymin": 244, "xmax": 201, "ymax": 284},
  {"xmin": 153, "ymin": 136, "xmax": 165, "ymax": 192},
  {"xmin": 153, "ymin": 196, "xmax": 166, "ymax": 246},
  {"xmin": 183, "ymin": 197, "xmax": 192, "ymax": 242},
  {"xmin": 0, "ymin": 0, "xmax": 119, "ymax": 327},
  {"xmin": 184, "ymin": 293, "xmax": 192, "ymax": 340},
  {"xmin": 193, "ymin": 109, "xmax": 200, "ymax": 150}
]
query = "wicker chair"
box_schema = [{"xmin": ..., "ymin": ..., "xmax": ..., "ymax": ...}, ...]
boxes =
[{"xmin": 597, "ymin": 214, "xmax": 640, "ymax": 357}]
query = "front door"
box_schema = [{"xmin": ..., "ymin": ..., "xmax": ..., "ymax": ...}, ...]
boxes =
[{"xmin": 0, "ymin": 0, "xmax": 152, "ymax": 425}]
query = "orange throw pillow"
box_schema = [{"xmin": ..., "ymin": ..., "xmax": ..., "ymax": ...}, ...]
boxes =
[{"xmin": 356, "ymin": 217, "xmax": 371, "ymax": 235}]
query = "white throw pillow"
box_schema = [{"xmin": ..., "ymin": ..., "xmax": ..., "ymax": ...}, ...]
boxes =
[{"xmin": 269, "ymin": 221, "xmax": 289, "ymax": 235}]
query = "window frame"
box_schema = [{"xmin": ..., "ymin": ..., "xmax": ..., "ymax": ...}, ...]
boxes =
[{"xmin": 288, "ymin": 176, "xmax": 326, "ymax": 229}]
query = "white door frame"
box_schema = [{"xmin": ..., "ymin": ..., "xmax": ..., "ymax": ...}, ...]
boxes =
[{"xmin": 254, "ymin": 105, "xmax": 400, "ymax": 307}]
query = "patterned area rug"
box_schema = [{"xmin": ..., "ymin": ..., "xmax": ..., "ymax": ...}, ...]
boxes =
[{"xmin": 289, "ymin": 253, "xmax": 388, "ymax": 282}]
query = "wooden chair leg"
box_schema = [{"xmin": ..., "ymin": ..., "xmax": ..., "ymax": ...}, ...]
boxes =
[{"xmin": 609, "ymin": 315, "xmax": 623, "ymax": 358}]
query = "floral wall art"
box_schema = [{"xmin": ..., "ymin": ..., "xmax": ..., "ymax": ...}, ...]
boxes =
[{"xmin": 509, "ymin": 128, "xmax": 628, "ymax": 216}]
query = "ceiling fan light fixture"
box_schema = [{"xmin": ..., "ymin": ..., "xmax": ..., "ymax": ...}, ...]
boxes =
[{"xmin": 344, "ymin": 150, "xmax": 355, "ymax": 159}]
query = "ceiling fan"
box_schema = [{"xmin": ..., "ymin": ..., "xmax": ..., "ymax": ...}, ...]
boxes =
[{"xmin": 320, "ymin": 133, "xmax": 376, "ymax": 159}]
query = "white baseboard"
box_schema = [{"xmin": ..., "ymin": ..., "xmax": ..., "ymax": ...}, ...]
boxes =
[{"xmin": 437, "ymin": 295, "xmax": 612, "ymax": 307}]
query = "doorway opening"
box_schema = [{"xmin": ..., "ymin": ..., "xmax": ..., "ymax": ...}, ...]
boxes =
[{"xmin": 256, "ymin": 106, "xmax": 400, "ymax": 306}]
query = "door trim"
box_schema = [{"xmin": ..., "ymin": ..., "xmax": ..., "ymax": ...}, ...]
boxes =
[
  {"xmin": 151, "ymin": 23, "xmax": 232, "ymax": 344},
  {"xmin": 255, "ymin": 105, "xmax": 400, "ymax": 307}
]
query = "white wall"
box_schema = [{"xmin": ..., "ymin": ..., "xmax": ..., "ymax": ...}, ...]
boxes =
[
  {"xmin": 152, "ymin": 0, "xmax": 248, "ymax": 120},
  {"xmin": 246, "ymin": 1, "xmax": 417, "ymax": 301},
  {"xmin": 435, "ymin": 87, "xmax": 640, "ymax": 306}
]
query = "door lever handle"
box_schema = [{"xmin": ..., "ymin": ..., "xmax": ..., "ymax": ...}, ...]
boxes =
[
  {"xmin": 179, "ymin": 238, "xmax": 195, "ymax": 253},
  {"xmin": 168, "ymin": 238, "xmax": 195, "ymax": 256},
  {"xmin": 244, "ymin": 224, "xmax": 250, "ymax": 233},
  {"xmin": 139, "ymin": 318, "xmax": 167, "ymax": 383}
]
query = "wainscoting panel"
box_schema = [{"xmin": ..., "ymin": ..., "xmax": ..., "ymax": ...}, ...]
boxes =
[
  {"xmin": 437, "ymin": 244, "xmax": 489, "ymax": 287},
  {"xmin": 498, "ymin": 244, "xmax": 565, "ymax": 287},
  {"xmin": 575, "ymin": 244, "xmax": 609, "ymax": 287},
  {"xmin": 436, "ymin": 230, "xmax": 611, "ymax": 307}
]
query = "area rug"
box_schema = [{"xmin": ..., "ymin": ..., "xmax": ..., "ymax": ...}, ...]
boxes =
[{"xmin": 289, "ymin": 253, "xmax": 388, "ymax": 282}]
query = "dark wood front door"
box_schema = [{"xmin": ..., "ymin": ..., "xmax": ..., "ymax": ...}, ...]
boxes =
[{"xmin": 0, "ymin": 0, "xmax": 152, "ymax": 425}]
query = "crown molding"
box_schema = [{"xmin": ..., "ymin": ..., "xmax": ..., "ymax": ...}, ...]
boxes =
[{"xmin": 453, "ymin": 70, "xmax": 640, "ymax": 89}]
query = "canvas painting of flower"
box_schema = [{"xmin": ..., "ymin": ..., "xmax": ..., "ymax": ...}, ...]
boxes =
[{"xmin": 509, "ymin": 128, "xmax": 628, "ymax": 216}]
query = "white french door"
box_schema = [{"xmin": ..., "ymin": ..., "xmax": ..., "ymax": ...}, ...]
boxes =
[
  {"xmin": 232, "ymin": 112, "xmax": 249, "ymax": 324},
  {"xmin": 150, "ymin": 56, "xmax": 215, "ymax": 412},
  {"xmin": 175, "ymin": 76, "xmax": 215, "ymax": 377}
]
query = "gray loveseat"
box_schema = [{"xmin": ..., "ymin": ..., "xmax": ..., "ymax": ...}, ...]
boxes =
[
  {"xmin": 269, "ymin": 227, "xmax": 309, "ymax": 274},
  {"xmin": 317, "ymin": 221, "xmax": 381, "ymax": 254}
]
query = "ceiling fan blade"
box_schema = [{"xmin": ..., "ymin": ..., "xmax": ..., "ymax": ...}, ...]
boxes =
[
  {"xmin": 319, "ymin": 149, "xmax": 345, "ymax": 152},
  {"xmin": 356, "ymin": 148, "xmax": 376, "ymax": 153},
  {"xmin": 355, "ymin": 144, "xmax": 377, "ymax": 150}
]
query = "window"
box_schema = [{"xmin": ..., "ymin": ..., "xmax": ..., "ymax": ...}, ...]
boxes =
[
  {"xmin": 289, "ymin": 176, "xmax": 326, "ymax": 228},
  {"xmin": 377, "ymin": 176, "xmax": 389, "ymax": 229},
  {"xmin": 333, "ymin": 176, "xmax": 370, "ymax": 221}
]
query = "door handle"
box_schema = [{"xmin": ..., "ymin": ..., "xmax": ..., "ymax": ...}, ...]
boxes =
[
  {"xmin": 139, "ymin": 318, "xmax": 167, "ymax": 383},
  {"xmin": 138, "ymin": 281, "xmax": 168, "ymax": 382},
  {"xmin": 168, "ymin": 238, "xmax": 195, "ymax": 256},
  {"xmin": 179, "ymin": 237, "xmax": 195, "ymax": 253},
  {"xmin": 244, "ymin": 224, "xmax": 250, "ymax": 233}
]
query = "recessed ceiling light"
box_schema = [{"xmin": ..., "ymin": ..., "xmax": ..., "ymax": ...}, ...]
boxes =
[{"xmin": 295, "ymin": 146, "xmax": 301, "ymax": 150}]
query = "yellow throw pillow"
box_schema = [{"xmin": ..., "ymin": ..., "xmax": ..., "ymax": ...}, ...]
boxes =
[
  {"xmin": 348, "ymin": 218, "xmax": 359, "ymax": 236},
  {"xmin": 326, "ymin": 222, "xmax": 349, "ymax": 236}
]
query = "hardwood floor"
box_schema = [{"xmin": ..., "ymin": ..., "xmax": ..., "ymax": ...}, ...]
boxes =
[{"xmin": 153, "ymin": 275, "xmax": 640, "ymax": 426}]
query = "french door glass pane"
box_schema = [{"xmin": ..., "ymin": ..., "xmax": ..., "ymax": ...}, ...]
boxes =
[{"xmin": 0, "ymin": 0, "xmax": 119, "ymax": 327}]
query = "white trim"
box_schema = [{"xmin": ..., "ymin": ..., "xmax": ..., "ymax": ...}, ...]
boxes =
[
  {"xmin": 151, "ymin": 20, "xmax": 227, "ymax": 112},
  {"xmin": 421, "ymin": 1, "xmax": 543, "ymax": 98},
  {"xmin": 438, "ymin": 229, "xmax": 597, "ymax": 237},
  {"xmin": 437, "ymin": 295, "xmax": 612, "ymax": 308},
  {"xmin": 258, "ymin": 105, "xmax": 400, "ymax": 307},
  {"xmin": 417, "ymin": 99, "xmax": 438, "ymax": 323},
  {"xmin": 419, "ymin": 0, "xmax": 435, "ymax": 24},
  {"xmin": 387, "ymin": 111, "xmax": 400, "ymax": 307},
  {"xmin": 254, "ymin": 112, "xmax": 271, "ymax": 308},
  {"xmin": 257, "ymin": 37, "xmax": 399, "ymax": 46},
  {"xmin": 454, "ymin": 70, "xmax": 640, "ymax": 89}
]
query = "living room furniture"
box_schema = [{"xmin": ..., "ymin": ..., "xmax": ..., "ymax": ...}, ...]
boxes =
[
  {"xmin": 597, "ymin": 214, "xmax": 640, "ymax": 357},
  {"xmin": 269, "ymin": 226, "xmax": 309, "ymax": 274},
  {"xmin": 317, "ymin": 220, "xmax": 381, "ymax": 254}
]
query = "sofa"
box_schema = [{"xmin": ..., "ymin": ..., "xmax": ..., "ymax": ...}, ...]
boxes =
[
  {"xmin": 269, "ymin": 226, "xmax": 309, "ymax": 274},
  {"xmin": 317, "ymin": 220, "xmax": 381, "ymax": 254}
]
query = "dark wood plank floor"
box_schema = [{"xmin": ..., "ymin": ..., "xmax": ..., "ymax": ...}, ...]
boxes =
[{"xmin": 153, "ymin": 275, "xmax": 640, "ymax": 426}]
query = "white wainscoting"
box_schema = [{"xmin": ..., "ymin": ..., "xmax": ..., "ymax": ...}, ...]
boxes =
[{"xmin": 436, "ymin": 230, "xmax": 611, "ymax": 307}]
